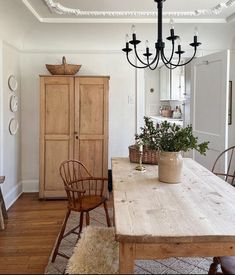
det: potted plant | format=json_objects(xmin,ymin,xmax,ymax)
[
  {"xmin": 156, "ymin": 121, "xmax": 209, "ymax": 183},
  {"xmin": 129, "ymin": 117, "xmax": 159, "ymax": 164}
]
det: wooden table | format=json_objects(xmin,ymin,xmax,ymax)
[{"xmin": 112, "ymin": 158, "xmax": 235, "ymax": 274}]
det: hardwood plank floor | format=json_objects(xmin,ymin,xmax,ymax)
[{"xmin": 0, "ymin": 193, "xmax": 67, "ymax": 274}]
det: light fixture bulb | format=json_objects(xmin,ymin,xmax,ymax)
[
  {"xmin": 145, "ymin": 40, "xmax": 149, "ymax": 48},
  {"xmin": 131, "ymin": 24, "xmax": 136, "ymax": 34},
  {"xmin": 126, "ymin": 34, "xmax": 129, "ymax": 43},
  {"xmin": 170, "ymin": 18, "xmax": 174, "ymax": 29},
  {"xmin": 194, "ymin": 27, "xmax": 199, "ymax": 36}
]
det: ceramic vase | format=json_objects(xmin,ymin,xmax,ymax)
[{"xmin": 158, "ymin": 151, "xmax": 183, "ymax": 183}]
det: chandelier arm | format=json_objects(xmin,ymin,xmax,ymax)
[
  {"xmin": 148, "ymin": 51, "xmax": 161, "ymax": 71},
  {"xmin": 134, "ymin": 46, "xmax": 149, "ymax": 66},
  {"xmin": 166, "ymin": 48, "xmax": 197, "ymax": 67},
  {"xmin": 126, "ymin": 53, "xmax": 150, "ymax": 69},
  {"xmin": 161, "ymin": 49, "xmax": 181, "ymax": 69},
  {"xmin": 161, "ymin": 57, "xmax": 178, "ymax": 70},
  {"xmin": 174, "ymin": 49, "xmax": 197, "ymax": 66},
  {"xmin": 146, "ymin": 48, "xmax": 160, "ymax": 66},
  {"xmin": 161, "ymin": 50, "xmax": 176, "ymax": 67},
  {"xmin": 162, "ymin": 42, "xmax": 175, "ymax": 65},
  {"xmin": 146, "ymin": 49, "xmax": 160, "ymax": 69}
]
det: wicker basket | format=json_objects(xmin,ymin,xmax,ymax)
[
  {"xmin": 129, "ymin": 145, "xmax": 159, "ymax": 165},
  {"xmin": 46, "ymin": 56, "xmax": 81, "ymax": 75}
]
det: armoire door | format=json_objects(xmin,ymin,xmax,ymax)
[
  {"xmin": 74, "ymin": 77, "xmax": 109, "ymax": 177},
  {"xmin": 39, "ymin": 76, "xmax": 74, "ymax": 198}
]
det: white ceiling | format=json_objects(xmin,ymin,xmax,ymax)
[{"xmin": 22, "ymin": 0, "xmax": 235, "ymax": 23}]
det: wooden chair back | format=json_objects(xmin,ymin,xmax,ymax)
[
  {"xmin": 59, "ymin": 160, "xmax": 106, "ymax": 210},
  {"xmin": 212, "ymin": 146, "xmax": 235, "ymax": 185}
]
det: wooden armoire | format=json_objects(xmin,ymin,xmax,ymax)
[{"xmin": 39, "ymin": 76, "xmax": 109, "ymax": 199}]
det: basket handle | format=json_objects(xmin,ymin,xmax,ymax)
[{"xmin": 62, "ymin": 56, "xmax": 66, "ymax": 65}]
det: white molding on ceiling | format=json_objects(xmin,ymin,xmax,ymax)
[
  {"xmin": 22, "ymin": 0, "xmax": 233, "ymax": 24},
  {"xmin": 41, "ymin": 18, "xmax": 227, "ymax": 24},
  {"xmin": 226, "ymin": 12, "xmax": 235, "ymax": 22},
  {"xmin": 43, "ymin": 0, "xmax": 235, "ymax": 17},
  {"xmin": 22, "ymin": 0, "xmax": 43, "ymax": 22}
]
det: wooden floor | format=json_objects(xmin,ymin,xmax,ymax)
[{"xmin": 0, "ymin": 193, "xmax": 67, "ymax": 274}]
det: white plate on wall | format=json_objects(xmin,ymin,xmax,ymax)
[
  {"xmin": 9, "ymin": 118, "xmax": 19, "ymax": 135},
  {"xmin": 8, "ymin": 75, "xmax": 18, "ymax": 92},
  {"xmin": 9, "ymin": 94, "xmax": 18, "ymax": 113}
]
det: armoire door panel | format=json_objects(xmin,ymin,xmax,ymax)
[
  {"xmin": 78, "ymin": 140, "xmax": 104, "ymax": 177},
  {"xmin": 79, "ymin": 85, "xmax": 104, "ymax": 135},
  {"xmin": 45, "ymin": 84, "xmax": 70, "ymax": 135},
  {"xmin": 44, "ymin": 140, "xmax": 70, "ymax": 191},
  {"xmin": 40, "ymin": 76, "xmax": 74, "ymax": 198}
]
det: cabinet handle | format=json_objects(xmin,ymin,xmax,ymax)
[
  {"xmin": 75, "ymin": 136, "xmax": 79, "ymax": 140},
  {"xmin": 74, "ymin": 131, "xmax": 78, "ymax": 135}
]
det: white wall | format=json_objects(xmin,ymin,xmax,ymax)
[
  {"xmin": 0, "ymin": 0, "xmax": 37, "ymax": 207},
  {"xmin": 0, "ymin": 0, "xmax": 37, "ymax": 49},
  {"xmin": 1, "ymin": 42, "xmax": 21, "ymax": 209},
  {"xmin": 23, "ymin": 22, "xmax": 235, "ymax": 53}
]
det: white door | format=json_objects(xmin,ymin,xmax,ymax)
[{"xmin": 191, "ymin": 50, "xmax": 230, "ymax": 171}]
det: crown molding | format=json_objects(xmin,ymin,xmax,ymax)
[
  {"xmin": 41, "ymin": 18, "xmax": 227, "ymax": 24},
  {"xmin": 22, "ymin": 0, "xmax": 43, "ymax": 22},
  {"xmin": 226, "ymin": 12, "xmax": 235, "ymax": 22},
  {"xmin": 22, "ymin": 0, "xmax": 233, "ymax": 24},
  {"xmin": 44, "ymin": 0, "xmax": 235, "ymax": 17}
]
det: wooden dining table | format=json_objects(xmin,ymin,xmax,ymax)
[{"xmin": 112, "ymin": 157, "xmax": 235, "ymax": 274}]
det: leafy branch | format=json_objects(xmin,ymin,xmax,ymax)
[{"xmin": 135, "ymin": 117, "xmax": 209, "ymax": 155}]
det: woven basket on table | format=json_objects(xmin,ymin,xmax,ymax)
[{"xmin": 129, "ymin": 145, "xmax": 159, "ymax": 165}]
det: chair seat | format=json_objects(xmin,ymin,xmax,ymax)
[
  {"xmin": 69, "ymin": 195, "xmax": 106, "ymax": 212},
  {"xmin": 220, "ymin": 256, "xmax": 235, "ymax": 274}
]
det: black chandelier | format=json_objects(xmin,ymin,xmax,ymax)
[{"xmin": 122, "ymin": 0, "xmax": 201, "ymax": 70}]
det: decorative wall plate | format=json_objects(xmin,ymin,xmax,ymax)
[
  {"xmin": 9, "ymin": 118, "xmax": 19, "ymax": 135},
  {"xmin": 9, "ymin": 94, "xmax": 18, "ymax": 113},
  {"xmin": 8, "ymin": 75, "xmax": 18, "ymax": 92}
]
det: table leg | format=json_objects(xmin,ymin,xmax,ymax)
[{"xmin": 119, "ymin": 243, "xmax": 135, "ymax": 274}]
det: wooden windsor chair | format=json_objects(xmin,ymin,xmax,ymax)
[
  {"xmin": 208, "ymin": 146, "xmax": 235, "ymax": 274},
  {"xmin": 51, "ymin": 160, "xmax": 111, "ymax": 262}
]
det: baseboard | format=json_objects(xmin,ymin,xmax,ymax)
[
  {"xmin": 4, "ymin": 182, "xmax": 23, "ymax": 210},
  {"xmin": 22, "ymin": 180, "xmax": 39, "ymax": 193}
]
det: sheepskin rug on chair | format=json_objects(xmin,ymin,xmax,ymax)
[{"xmin": 66, "ymin": 226, "xmax": 119, "ymax": 274}]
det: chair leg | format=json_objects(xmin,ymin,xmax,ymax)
[
  {"xmin": 86, "ymin": 212, "xmax": 90, "ymax": 226},
  {"xmin": 208, "ymin": 257, "xmax": 220, "ymax": 275},
  {"xmin": 78, "ymin": 212, "xmax": 84, "ymax": 236},
  {"xmin": 51, "ymin": 209, "xmax": 71, "ymax": 263},
  {"xmin": 103, "ymin": 200, "xmax": 111, "ymax": 227}
]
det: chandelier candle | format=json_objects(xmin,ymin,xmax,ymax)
[{"xmin": 122, "ymin": 0, "xmax": 202, "ymax": 70}]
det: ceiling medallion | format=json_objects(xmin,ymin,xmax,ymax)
[
  {"xmin": 44, "ymin": 0, "xmax": 235, "ymax": 17},
  {"xmin": 122, "ymin": 0, "xmax": 201, "ymax": 70}
]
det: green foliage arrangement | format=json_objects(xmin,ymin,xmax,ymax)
[
  {"xmin": 135, "ymin": 117, "xmax": 159, "ymax": 150},
  {"xmin": 157, "ymin": 121, "xmax": 209, "ymax": 155},
  {"xmin": 135, "ymin": 117, "xmax": 209, "ymax": 155}
]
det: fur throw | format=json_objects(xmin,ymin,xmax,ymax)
[{"xmin": 66, "ymin": 226, "xmax": 119, "ymax": 274}]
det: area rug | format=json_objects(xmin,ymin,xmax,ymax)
[{"xmin": 45, "ymin": 206, "xmax": 215, "ymax": 274}]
